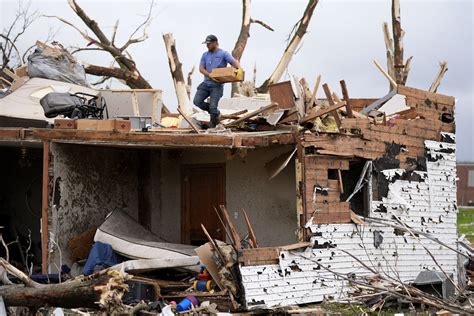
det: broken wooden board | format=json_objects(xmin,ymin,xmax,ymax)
[
  {"xmin": 76, "ymin": 119, "xmax": 131, "ymax": 132},
  {"xmin": 224, "ymin": 103, "xmax": 278, "ymax": 127},
  {"xmin": 54, "ymin": 119, "xmax": 77, "ymax": 129},
  {"xmin": 268, "ymin": 81, "xmax": 296, "ymax": 110}
]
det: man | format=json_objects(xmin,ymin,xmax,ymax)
[{"xmin": 194, "ymin": 35, "xmax": 241, "ymax": 127}]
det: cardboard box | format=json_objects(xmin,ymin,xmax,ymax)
[
  {"xmin": 54, "ymin": 118, "xmax": 77, "ymax": 129},
  {"xmin": 210, "ymin": 67, "xmax": 244, "ymax": 83},
  {"xmin": 76, "ymin": 119, "xmax": 131, "ymax": 132}
]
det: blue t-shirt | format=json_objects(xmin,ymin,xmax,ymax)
[{"xmin": 200, "ymin": 48, "xmax": 235, "ymax": 83}]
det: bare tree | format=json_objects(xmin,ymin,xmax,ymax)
[
  {"xmin": 0, "ymin": 0, "xmax": 39, "ymax": 70},
  {"xmin": 45, "ymin": 0, "xmax": 155, "ymax": 89},
  {"xmin": 231, "ymin": 0, "xmax": 273, "ymax": 96},
  {"xmin": 257, "ymin": 0, "xmax": 319, "ymax": 93}
]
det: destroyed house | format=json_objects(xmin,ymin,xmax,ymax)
[{"xmin": 0, "ymin": 77, "xmax": 461, "ymax": 310}]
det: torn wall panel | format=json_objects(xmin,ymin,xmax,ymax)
[{"xmin": 240, "ymin": 135, "xmax": 458, "ymax": 310}]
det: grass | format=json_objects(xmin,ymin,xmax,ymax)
[{"xmin": 458, "ymin": 207, "xmax": 474, "ymax": 243}]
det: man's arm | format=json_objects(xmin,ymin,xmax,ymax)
[
  {"xmin": 199, "ymin": 53, "xmax": 210, "ymax": 77},
  {"xmin": 230, "ymin": 59, "xmax": 241, "ymax": 69},
  {"xmin": 224, "ymin": 51, "xmax": 240, "ymax": 69},
  {"xmin": 199, "ymin": 65, "xmax": 211, "ymax": 77}
]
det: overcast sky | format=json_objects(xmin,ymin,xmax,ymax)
[{"xmin": 1, "ymin": 0, "xmax": 473, "ymax": 160}]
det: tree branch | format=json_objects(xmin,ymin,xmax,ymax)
[
  {"xmin": 257, "ymin": 0, "xmax": 319, "ymax": 93},
  {"xmin": 250, "ymin": 18, "xmax": 274, "ymax": 31}
]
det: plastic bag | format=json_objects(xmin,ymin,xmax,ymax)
[{"xmin": 27, "ymin": 47, "xmax": 89, "ymax": 86}]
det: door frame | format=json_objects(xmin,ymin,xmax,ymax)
[{"xmin": 180, "ymin": 163, "xmax": 226, "ymax": 244}]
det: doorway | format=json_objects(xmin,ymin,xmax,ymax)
[{"xmin": 181, "ymin": 164, "xmax": 225, "ymax": 245}]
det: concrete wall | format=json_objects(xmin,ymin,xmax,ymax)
[
  {"xmin": 50, "ymin": 143, "xmax": 139, "ymax": 267},
  {"xmin": 156, "ymin": 145, "xmax": 297, "ymax": 247}
]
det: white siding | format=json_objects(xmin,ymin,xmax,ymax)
[{"xmin": 240, "ymin": 134, "xmax": 458, "ymax": 309}]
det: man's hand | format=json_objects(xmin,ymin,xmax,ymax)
[
  {"xmin": 208, "ymin": 73, "xmax": 222, "ymax": 83},
  {"xmin": 235, "ymin": 67, "xmax": 244, "ymax": 80}
]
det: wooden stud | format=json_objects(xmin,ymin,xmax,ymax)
[
  {"xmin": 321, "ymin": 83, "xmax": 341, "ymax": 127},
  {"xmin": 337, "ymin": 169, "xmax": 344, "ymax": 194},
  {"xmin": 241, "ymin": 208, "xmax": 258, "ymax": 248},
  {"xmin": 219, "ymin": 205, "xmax": 241, "ymax": 249},
  {"xmin": 177, "ymin": 107, "xmax": 202, "ymax": 134},
  {"xmin": 131, "ymin": 91, "xmax": 140, "ymax": 116},
  {"xmin": 307, "ymin": 74, "xmax": 322, "ymax": 113},
  {"xmin": 301, "ymin": 100, "xmax": 346, "ymax": 124},
  {"xmin": 339, "ymin": 80, "xmax": 354, "ymax": 118},
  {"xmin": 373, "ymin": 60, "xmax": 397, "ymax": 88},
  {"xmin": 224, "ymin": 103, "xmax": 278, "ymax": 127}
]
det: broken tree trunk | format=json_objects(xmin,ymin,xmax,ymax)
[
  {"xmin": 64, "ymin": 0, "xmax": 153, "ymax": 89},
  {"xmin": 392, "ymin": 0, "xmax": 404, "ymax": 84},
  {"xmin": 84, "ymin": 63, "xmax": 150, "ymax": 88},
  {"xmin": 382, "ymin": 0, "xmax": 412, "ymax": 89},
  {"xmin": 163, "ymin": 33, "xmax": 191, "ymax": 114},
  {"xmin": 0, "ymin": 258, "xmax": 129, "ymax": 310},
  {"xmin": 231, "ymin": 0, "xmax": 273, "ymax": 96},
  {"xmin": 0, "ymin": 272, "xmax": 125, "ymax": 309},
  {"xmin": 257, "ymin": 0, "xmax": 319, "ymax": 93}
]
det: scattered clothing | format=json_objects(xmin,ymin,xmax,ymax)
[{"xmin": 83, "ymin": 241, "xmax": 123, "ymax": 275}]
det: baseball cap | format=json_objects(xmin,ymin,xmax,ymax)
[{"xmin": 202, "ymin": 34, "xmax": 218, "ymax": 44}]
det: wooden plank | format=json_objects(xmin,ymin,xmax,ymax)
[
  {"xmin": 280, "ymin": 242, "xmax": 312, "ymax": 251},
  {"xmin": 177, "ymin": 107, "xmax": 202, "ymax": 134},
  {"xmin": 350, "ymin": 211, "xmax": 365, "ymax": 225},
  {"xmin": 54, "ymin": 119, "xmax": 77, "ymax": 129},
  {"xmin": 321, "ymin": 83, "xmax": 341, "ymax": 127},
  {"xmin": 301, "ymin": 101, "xmax": 346, "ymax": 123},
  {"xmin": 32, "ymin": 128, "xmax": 296, "ymax": 149},
  {"xmin": 0, "ymin": 128, "xmax": 21, "ymax": 140},
  {"xmin": 41, "ymin": 141, "xmax": 50, "ymax": 274},
  {"xmin": 131, "ymin": 91, "xmax": 140, "ymax": 116},
  {"xmin": 339, "ymin": 80, "xmax": 354, "ymax": 118},
  {"xmin": 151, "ymin": 91, "xmax": 162, "ymax": 125},
  {"xmin": 220, "ymin": 205, "xmax": 241, "ymax": 249},
  {"xmin": 373, "ymin": 59, "xmax": 397, "ymax": 87},
  {"xmin": 337, "ymin": 169, "xmax": 344, "ymax": 194},
  {"xmin": 241, "ymin": 209, "xmax": 258, "ymax": 248},
  {"xmin": 239, "ymin": 247, "xmax": 280, "ymax": 266},
  {"xmin": 307, "ymin": 75, "xmax": 322, "ymax": 113},
  {"xmin": 224, "ymin": 103, "xmax": 278, "ymax": 127}
]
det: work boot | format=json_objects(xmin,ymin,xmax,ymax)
[{"xmin": 210, "ymin": 114, "xmax": 220, "ymax": 128}]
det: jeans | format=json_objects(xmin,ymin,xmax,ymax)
[{"xmin": 193, "ymin": 81, "xmax": 224, "ymax": 127}]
